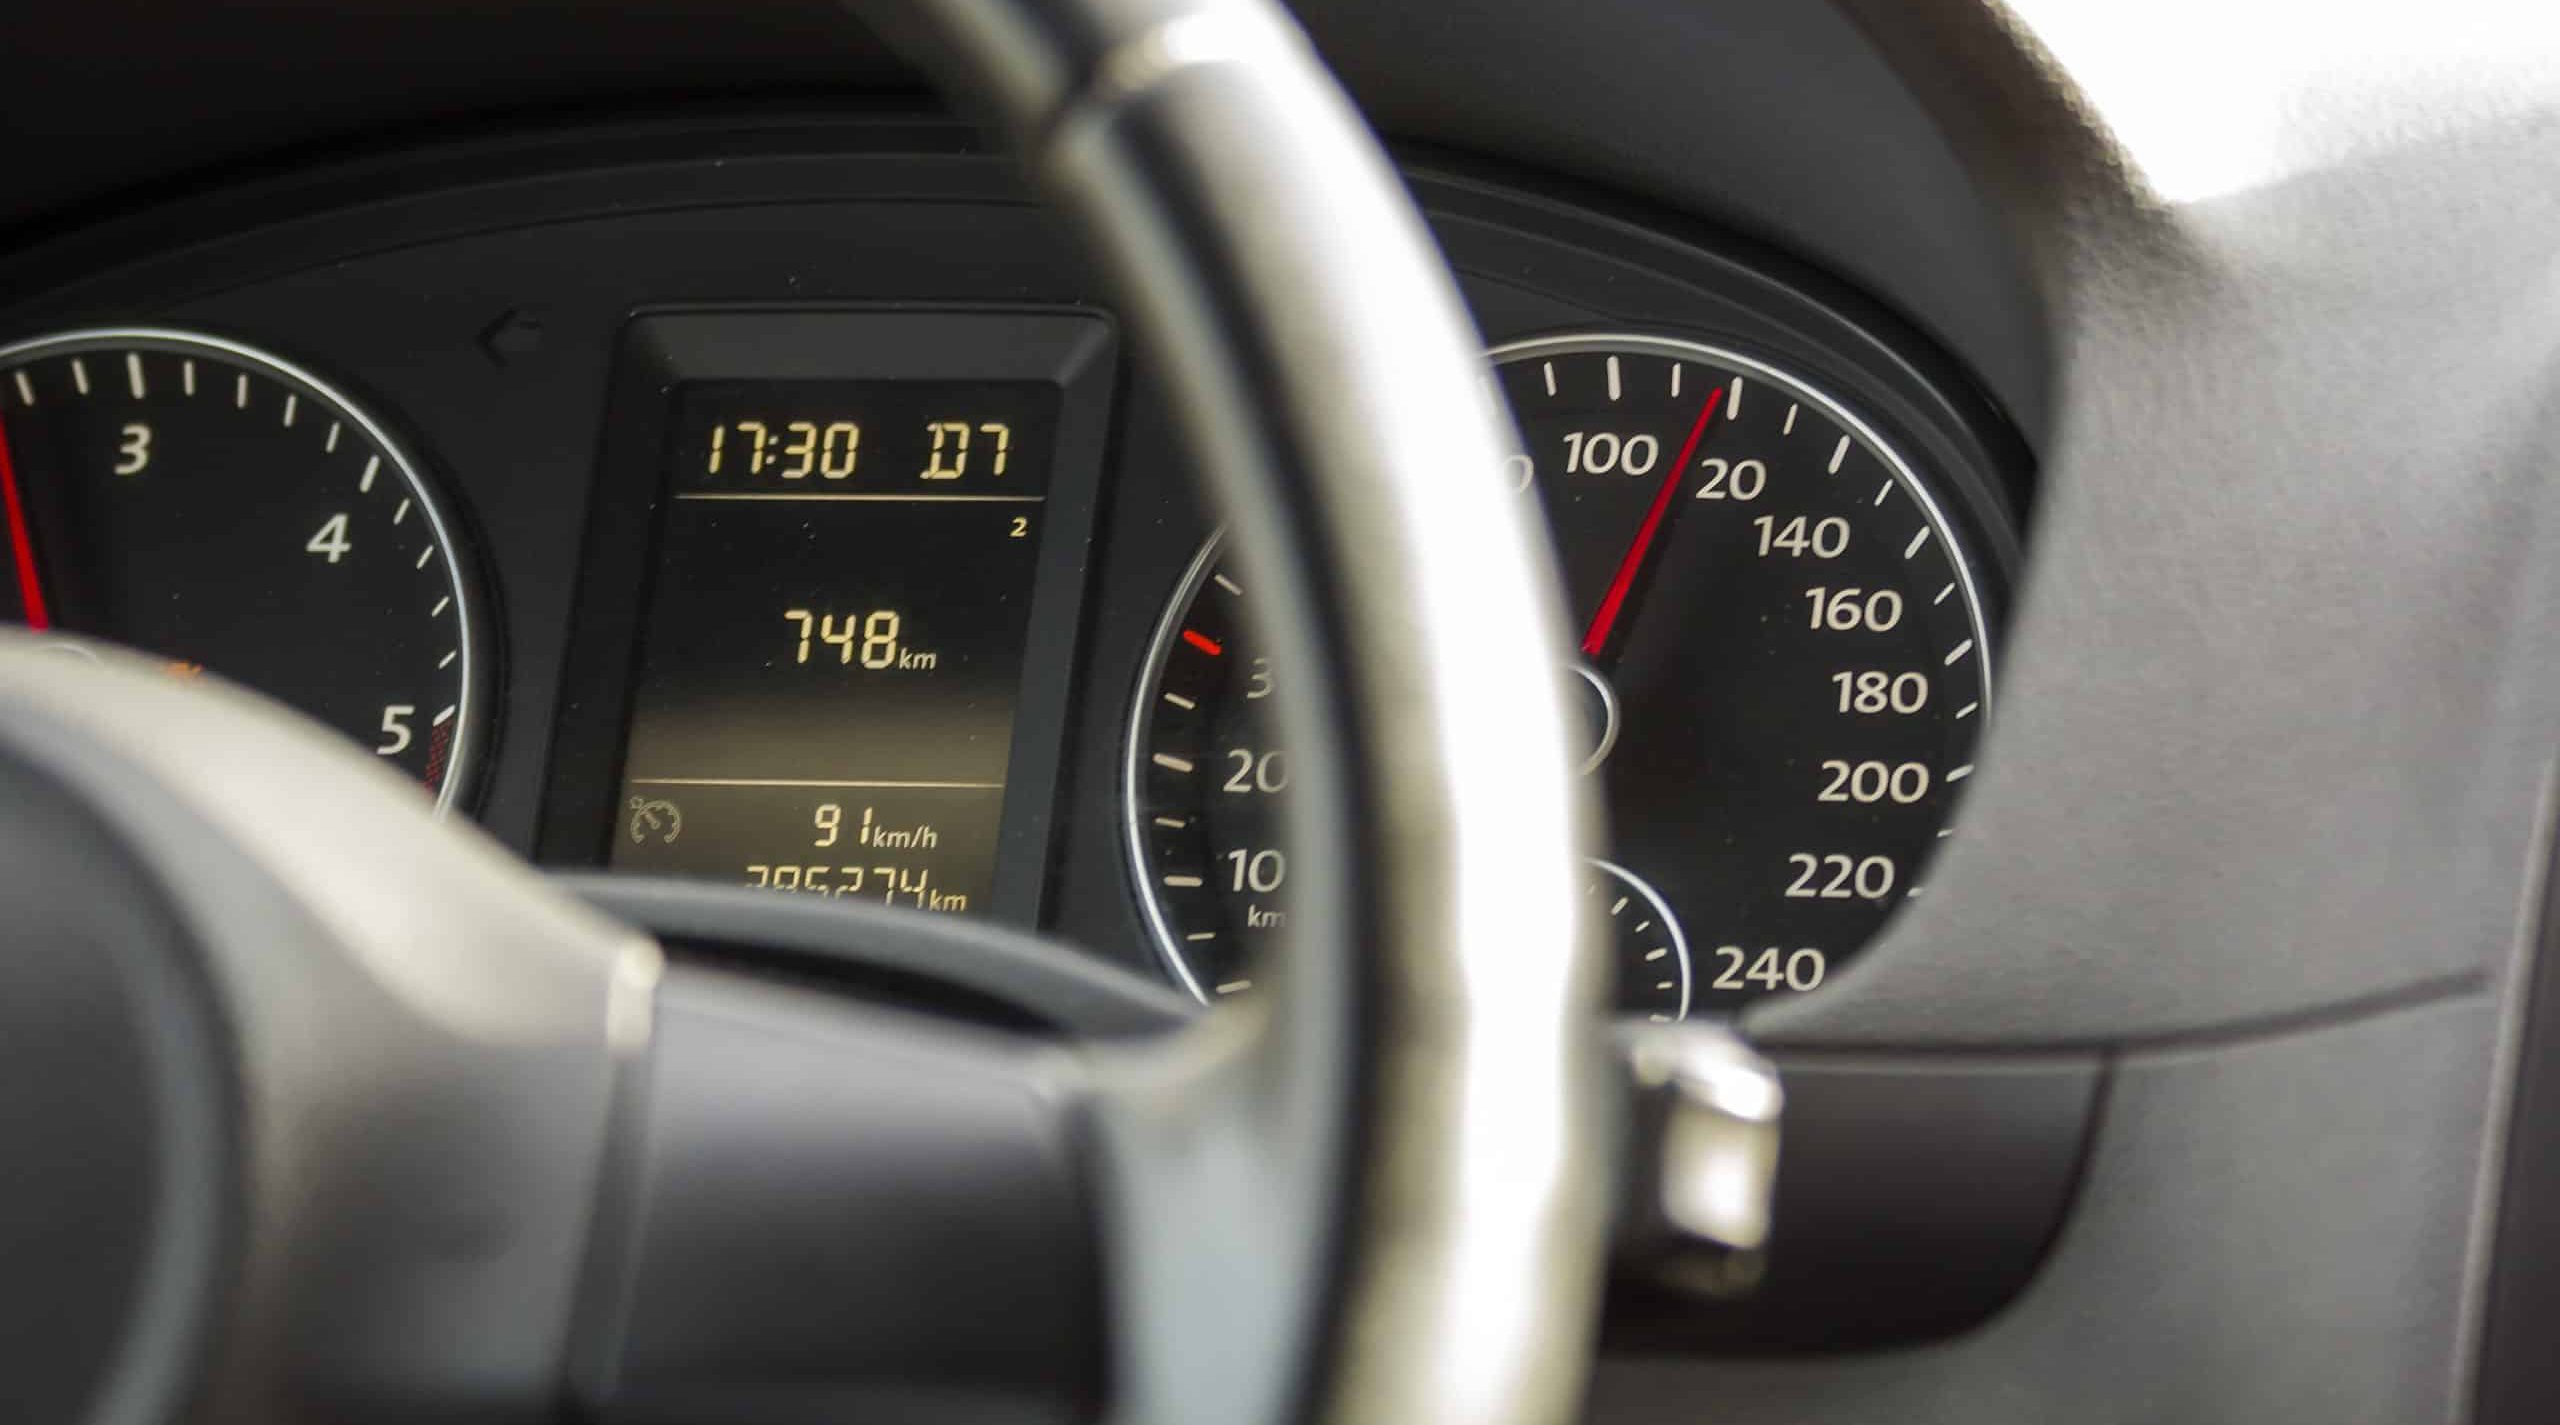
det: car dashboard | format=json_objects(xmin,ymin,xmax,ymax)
[{"xmin": 7, "ymin": 4, "xmax": 2560, "ymax": 1424}]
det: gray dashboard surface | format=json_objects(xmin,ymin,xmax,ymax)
[
  {"xmin": 1645, "ymin": 5, "xmax": 2560, "ymax": 1424},
  {"xmin": 1727, "ymin": 2, "xmax": 2560, "ymax": 1050},
  {"xmin": 1750, "ymin": 100, "xmax": 2560, "ymax": 1047}
]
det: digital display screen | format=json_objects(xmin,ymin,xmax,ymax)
[{"xmin": 609, "ymin": 378, "xmax": 1064, "ymax": 914}]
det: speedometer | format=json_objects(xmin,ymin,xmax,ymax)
[{"xmin": 1126, "ymin": 332, "xmax": 2004, "ymax": 1013}]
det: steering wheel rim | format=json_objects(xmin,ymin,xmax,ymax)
[
  {"xmin": 0, "ymin": 3, "xmax": 1610, "ymax": 1423},
  {"xmin": 904, "ymin": 5, "xmax": 1612, "ymax": 1422}
]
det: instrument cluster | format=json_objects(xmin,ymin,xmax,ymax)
[{"xmin": 0, "ymin": 125, "xmax": 2027, "ymax": 1017}]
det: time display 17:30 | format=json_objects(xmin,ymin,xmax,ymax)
[
  {"xmin": 699, "ymin": 413, "xmax": 1016, "ymax": 485},
  {"xmin": 610, "ymin": 378, "xmax": 1066, "ymax": 912}
]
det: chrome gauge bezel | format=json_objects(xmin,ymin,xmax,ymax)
[{"xmin": 0, "ymin": 325, "xmax": 489, "ymax": 815}]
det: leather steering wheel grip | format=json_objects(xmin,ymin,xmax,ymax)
[{"xmin": 0, "ymin": 2, "xmax": 1609, "ymax": 1424}]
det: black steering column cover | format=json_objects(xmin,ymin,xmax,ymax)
[
  {"xmin": 0, "ymin": 645, "xmax": 659, "ymax": 1424},
  {"xmin": 0, "ymin": 748, "xmax": 231, "ymax": 1425}
]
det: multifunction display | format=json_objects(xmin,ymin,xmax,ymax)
[{"xmin": 610, "ymin": 377, "xmax": 1066, "ymax": 914}]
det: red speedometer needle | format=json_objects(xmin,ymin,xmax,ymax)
[
  {"xmin": 0, "ymin": 408, "xmax": 49, "ymax": 630},
  {"xmin": 1579, "ymin": 386, "xmax": 1721, "ymax": 658}
]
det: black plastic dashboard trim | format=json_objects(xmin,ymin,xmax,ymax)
[
  {"xmin": 1605, "ymin": 1050, "xmax": 2104, "ymax": 1355},
  {"xmin": 558, "ymin": 872, "xmax": 1192, "ymax": 1039}
]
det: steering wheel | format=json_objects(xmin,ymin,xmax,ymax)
[{"xmin": 0, "ymin": 3, "xmax": 1773, "ymax": 1422}]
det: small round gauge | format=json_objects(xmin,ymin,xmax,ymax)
[
  {"xmin": 0, "ymin": 328, "xmax": 485, "ymax": 809},
  {"xmin": 1591, "ymin": 861, "xmax": 1691, "ymax": 1022},
  {"xmin": 1127, "ymin": 331, "xmax": 2005, "ymax": 1013}
]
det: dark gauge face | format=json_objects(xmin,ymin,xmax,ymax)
[
  {"xmin": 0, "ymin": 330, "xmax": 483, "ymax": 809},
  {"xmin": 1128, "ymin": 333, "xmax": 1999, "ymax": 1013}
]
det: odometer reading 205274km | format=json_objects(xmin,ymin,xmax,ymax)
[{"xmin": 1127, "ymin": 333, "xmax": 2001, "ymax": 1014}]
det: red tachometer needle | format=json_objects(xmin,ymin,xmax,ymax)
[
  {"xmin": 0, "ymin": 408, "xmax": 49, "ymax": 630},
  {"xmin": 1579, "ymin": 386, "xmax": 1722, "ymax": 658}
]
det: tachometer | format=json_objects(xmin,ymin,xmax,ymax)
[
  {"xmin": 0, "ymin": 328, "xmax": 485, "ymax": 809},
  {"xmin": 1127, "ymin": 332, "xmax": 2001, "ymax": 1013}
]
